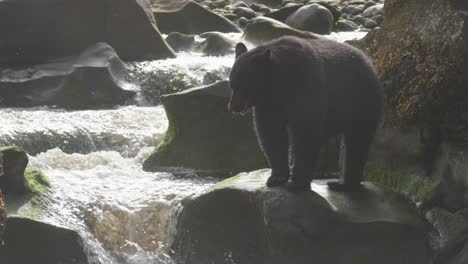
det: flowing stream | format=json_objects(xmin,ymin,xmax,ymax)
[{"xmin": 0, "ymin": 32, "xmax": 366, "ymax": 263}]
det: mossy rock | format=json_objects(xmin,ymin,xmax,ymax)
[
  {"xmin": 6, "ymin": 165, "xmax": 51, "ymax": 219},
  {"xmin": 243, "ymin": 16, "xmax": 321, "ymax": 45},
  {"xmin": 143, "ymin": 81, "xmax": 267, "ymax": 174},
  {"xmin": 143, "ymin": 80, "xmax": 341, "ymax": 175},
  {"xmin": 358, "ymin": 0, "xmax": 468, "ymax": 145},
  {"xmin": 0, "ymin": 147, "xmax": 51, "ymax": 219}
]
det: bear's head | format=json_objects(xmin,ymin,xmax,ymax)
[{"xmin": 228, "ymin": 43, "xmax": 271, "ymax": 115}]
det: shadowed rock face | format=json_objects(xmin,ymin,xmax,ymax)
[
  {"xmin": 0, "ymin": 42, "xmax": 136, "ymax": 109},
  {"xmin": 0, "ymin": 217, "xmax": 90, "ymax": 264},
  {"xmin": 0, "ymin": 0, "xmax": 174, "ymax": 66},
  {"xmin": 172, "ymin": 169, "xmax": 430, "ymax": 264},
  {"xmin": 0, "ymin": 146, "xmax": 28, "ymax": 194}
]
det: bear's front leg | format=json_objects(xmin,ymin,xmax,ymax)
[
  {"xmin": 286, "ymin": 123, "xmax": 322, "ymax": 192},
  {"xmin": 254, "ymin": 107, "xmax": 290, "ymax": 187}
]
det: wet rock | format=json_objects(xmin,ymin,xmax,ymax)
[
  {"xmin": 172, "ymin": 169, "xmax": 430, "ymax": 264},
  {"xmin": 364, "ymin": 1, "xmax": 377, "ymax": 9},
  {"xmin": 0, "ymin": 43, "xmax": 136, "ymax": 109},
  {"xmin": 196, "ymin": 32, "xmax": 237, "ymax": 56},
  {"xmin": 0, "ymin": 0, "xmax": 174, "ymax": 66},
  {"xmin": 265, "ymin": 3, "xmax": 303, "ymax": 22},
  {"xmin": 165, "ymin": 32, "xmax": 196, "ymax": 52},
  {"xmin": 143, "ymin": 81, "xmax": 267, "ymax": 173},
  {"xmin": 241, "ymin": 0, "xmax": 283, "ymax": 8},
  {"xmin": 362, "ymin": 3, "xmax": 384, "ymax": 17},
  {"xmin": 154, "ymin": 1, "xmax": 241, "ymax": 35},
  {"xmin": 285, "ymin": 4, "xmax": 334, "ymax": 34},
  {"xmin": 426, "ymin": 208, "xmax": 468, "ymax": 263},
  {"xmin": 364, "ymin": 19, "xmax": 378, "ymax": 29},
  {"xmin": 352, "ymin": 14, "xmax": 366, "ymax": 25},
  {"xmin": 0, "ymin": 146, "xmax": 28, "ymax": 194},
  {"xmin": 234, "ymin": 6, "xmax": 258, "ymax": 19},
  {"xmin": 250, "ymin": 3, "xmax": 271, "ymax": 13},
  {"xmin": 0, "ymin": 217, "xmax": 91, "ymax": 264},
  {"xmin": 342, "ymin": 5, "xmax": 363, "ymax": 15},
  {"xmin": 335, "ymin": 19, "xmax": 359, "ymax": 31},
  {"xmin": 237, "ymin": 16, "xmax": 249, "ymax": 27},
  {"xmin": 232, "ymin": 1, "xmax": 250, "ymax": 8},
  {"xmin": 243, "ymin": 16, "xmax": 320, "ymax": 45}
]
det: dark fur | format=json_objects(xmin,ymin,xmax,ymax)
[{"xmin": 229, "ymin": 36, "xmax": 382, "ymax": 191}]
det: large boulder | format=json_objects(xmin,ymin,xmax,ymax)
[
  {"xmin": 285, "ymin": 4, "xmax": 335, "ymax": 34},
  {"xmin": 0, "ymin": 147, "xmax": 28, "ymax": 194},
  {"xmin": 0, "ymin": 217, "xmax": 90, "ymax": 264},
  {"xmin": 358, "ymin": 0, "xmax": 468, "ymax": 144},
  {"xmin": 172, "ymin": 169, "xmax": 431, "ymax": 264},
  {"xmin": 0, "ymin": 0, "xmax": 174, "ymax": 66},
  {"xmin": 243, "ymin": 17, "xmax": 321, "ymax": 45},
  {"xmin": 143, "ymin": 80, "xmax": 340, "ymax": 174},
  {"xmin": 0, "ymin": 43, "xmax": 136, "ymax": 109},
  {"xmin": 143, "ymin": 81, "xmax": 267, "ymax": 173},
  {"xmin": 153, "ymin": 1, "xmax": 241, "ymax": 35}
]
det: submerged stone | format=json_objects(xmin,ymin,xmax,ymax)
[{"xmin": 172, "ymin": 169, "xmax": 430, "ymax": 264}]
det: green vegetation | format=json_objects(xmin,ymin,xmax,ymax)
[
  {"xmin": 364, "ymin": 165, "xmax": 436, "ymax": 201},
  {"xmin": 18, "ymin": 166, "xmax": 51, "ymax": 219}
]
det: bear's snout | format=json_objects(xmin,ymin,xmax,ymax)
[{"xmin": 228, "ymin": 98, "xmax": 251, "ymax": 115}]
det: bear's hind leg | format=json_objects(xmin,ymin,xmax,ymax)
[
  {"xmin": 286, "ymin": 123, "xmax": 322, "ymax": 192},
  {"xmin": 254, "ymin": 108, "xmax": 290, "ymax": 187},
  {"xmin": 327, "ymin": 129, "xmax": 374, "ymax": 192}
]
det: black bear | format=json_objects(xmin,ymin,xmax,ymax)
[{"xmin": 228, "ymin": 36, "xmax": 382, "ymax": 192}]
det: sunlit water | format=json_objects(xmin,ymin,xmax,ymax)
[{"xmin": 0, "ymin": 31, "xmax": 367, "ymax": 263}]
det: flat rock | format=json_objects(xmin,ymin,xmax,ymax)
[{"xmin": 173, "ymin": 169, "xmax": 431, "ymax": 264}]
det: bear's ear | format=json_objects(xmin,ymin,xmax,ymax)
[{"xmin": 235, "ymin": 43, "xmax": 248, "ymax": 58}]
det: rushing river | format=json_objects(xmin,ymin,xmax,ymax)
[{"xmin": 0, "ymin": 32, "xmax": 366, "ymax": 263}]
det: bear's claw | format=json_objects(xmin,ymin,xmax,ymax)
[
  {"xmin": 284, "ymin": 181, "xmax": 311, "ymax": 192},
  {"xmin": 266, "ymin": 176, "xmax": 289, "ymax": 187}
]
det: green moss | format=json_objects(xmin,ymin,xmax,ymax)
[
  {"xmin": 17, "ymin": 166, "xmax": 51, "ymax": 219},
  {"xmin": 24, "ymin": 166, "xmax": 50, "ymax": 196},
  {"xmin": 364, "ymin": 165, "xmax": 436, "ymax": 200},
  {"xmin": 209, "ymin": 175, "xmax": 242, "ymax": 191}
]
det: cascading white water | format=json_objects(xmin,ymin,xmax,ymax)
[{"xmin": 0, "ymin": 31, "xmax": 367, "ymax": 264}]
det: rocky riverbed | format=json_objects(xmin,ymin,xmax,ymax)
[{"xmin": 1, "ymin": 0, "xmax": 467, "ymax": 263}]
